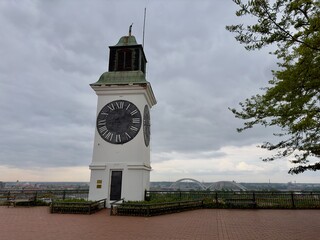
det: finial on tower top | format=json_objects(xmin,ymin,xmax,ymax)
[
  {"xmin": 129, "ymin": 23, "xmax": 133, "ymax": 36},
  {"xmin": 114, "ymin": 24, "xmax": 138, "ymax": 46}
]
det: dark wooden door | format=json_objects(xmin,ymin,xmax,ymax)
[{"xmin": 110, "ymin": 171, "xmax": 122, "ymax": 200}]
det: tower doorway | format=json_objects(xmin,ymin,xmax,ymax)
[{"xmin": 110, "ymin": 171, "xmax": 122, "ymax": 200}]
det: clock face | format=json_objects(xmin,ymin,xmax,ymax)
[
  {"xmin": 96, "ymin": 100, "xmax": 141, "ymax": 144},
  {"xmin": 143, "ymin": 105, "xmax": 150, "ymax": 147}
]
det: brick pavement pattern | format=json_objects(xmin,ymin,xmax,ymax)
[{"xmin": 0, "ymin": 207, "xmax": 319, "ymax": 240}]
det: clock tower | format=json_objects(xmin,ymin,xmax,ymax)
[{"xmin": 88, "ymin": 31, "xmax": 156, "ymax": 205}]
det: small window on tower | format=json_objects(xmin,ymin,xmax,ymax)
[
  {"xmin": 108, "ymin": 49, "xmax": 117, "ymax": 71},
  {"xmin": 96, "ymin": 180, "xmax": 102, "ymax": 189},
  {"xmin": 117, "ymin": 49, "xmax": 132, "ymax": 71}
]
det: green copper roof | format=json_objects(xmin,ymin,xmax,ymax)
[
  {"xmin": 115, "ymin": 35, "xmax": 138, "ymax": 46},
  {"xmin": 91, "ymin": 71, "xmax": 148, "ymax": 86}
]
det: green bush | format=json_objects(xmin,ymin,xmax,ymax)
[{"xmin": 53, "ymin": 198, "xmax": 90, "ymax": 203}]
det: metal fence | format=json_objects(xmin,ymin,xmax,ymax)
[
  {"xmin": 0, "ymin": 189, "xmax": 89, "ymax": 204},
  {"xmin": 145, "ymin": 190, "xmax": 320, "ymax": 209},
  {"xmin": 1, "ymin": 189, "xmax": 320, "ymax": 209}
]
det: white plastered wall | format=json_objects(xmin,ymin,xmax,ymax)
[{"xmin": 88, "ymin": 84, "xmax": 155, "ymax": 205}]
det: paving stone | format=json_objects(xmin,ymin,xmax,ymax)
[{"xmin": 0, "ymin": 207, "xmax": 319, "ymax": 240}]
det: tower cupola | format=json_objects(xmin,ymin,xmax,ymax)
[{"xmin": 108, "ymin": 27, "xmax": 147, "ymax": 74}]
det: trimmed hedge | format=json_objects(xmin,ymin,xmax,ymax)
[
  {"xmin": 50, "ymin": 199, "xmax": 106, "ymax": 214},
  {"xmin": 111, "ymin": 200, "xmax": 204, "ymax": 217}
]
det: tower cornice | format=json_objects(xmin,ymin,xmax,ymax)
[{"xmin": 90, "ymin": 83, "xmax": 157, "ymax": 107}]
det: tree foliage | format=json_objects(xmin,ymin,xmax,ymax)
[{"xmin": 226, "ymin": 0, "xmax": 320, "ymax": 174}]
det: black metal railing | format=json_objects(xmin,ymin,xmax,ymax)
[
  {"xmin": 0, "ymin": 189, "xmax": 89, "ymax": 205},
  {"xmin": 145, "ymin": 190, "xmax": 320, "ymax": 209},
  {"xmin": 2, "ymin": 189, "xmax": 319, "ymax": 210}
]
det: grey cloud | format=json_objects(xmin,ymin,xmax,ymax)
[{"xmin": 0, "ymin": 1, "xmax": 283, "ymax": 174}]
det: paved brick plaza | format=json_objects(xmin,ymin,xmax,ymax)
[{"xmin": 1, "ymin": 207, "xmax": 319, "ymax": 240}]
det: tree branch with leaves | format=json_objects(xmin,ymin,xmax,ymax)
[{"xmin": 226, "ymin": 0, "xmax": 320, "ymax": 174}]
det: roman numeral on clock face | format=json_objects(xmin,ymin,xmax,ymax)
[
  {"xmin": 107, "ymin": 103, "xmax": 115, "ymax": 111},
  {"xmin": 97, "ymin": 120, "xmax": 106, "ymax": 126},
  {"xmin": 115, "ymin": 134, "xmax": 121, "ymax": 143},
  {"xmin": 115, "ymin": 101, "xmax": 124, "ymax": 109},
  {"xmin": 130, "ymin": 109, "xmax": 138, "ymax": 116},
  {"xmin": 98, "ymin": 126, "xmax": 108, "ymax": 136},
  {"xmin": 125, "ymin": 132, "xmax": 132, "ymax": 139},
  {"xmin": 106, "ymin": 132, "xmax": 113, "ymax": 141},
  {"xmin": 130, "ymin": 126, "xmax": 138, "ymax": 132},
  {"xmin": 132, "ymin": 118, "xmax": 140, "ymax": 124}
]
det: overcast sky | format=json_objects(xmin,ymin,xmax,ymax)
[{"xmin": 0, "ymin": 0, "xmax": 319, "ymax": 183}]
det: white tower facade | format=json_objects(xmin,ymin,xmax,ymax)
[{"xmin": 88, "ymin": 34, "xmax": 156, "ymax": 205}]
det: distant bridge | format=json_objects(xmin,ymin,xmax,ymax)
[
  {"xmin": 206, "ymin": 181, "xmax": 247, "ymax": 191},
  {"xmin": 169, "ymin": 178, "xmax": 247, "ymax": 191},
  {"xmin": 169, "ymin": 178, "xmax": 206, "ymax": 190}
]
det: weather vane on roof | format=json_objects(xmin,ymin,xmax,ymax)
[{"xmin": 129, "ymin": 23, "xmax": 133, "ymax": 36}]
